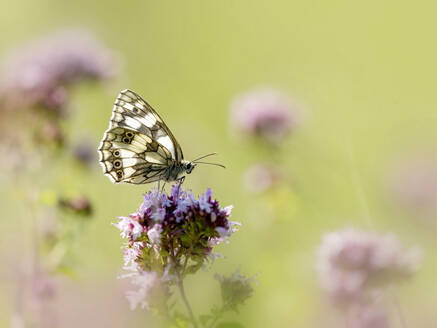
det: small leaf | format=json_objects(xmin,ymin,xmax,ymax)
[{"xmin": 186, "ymin": 261, "xmax": 203, "ymax": 274}]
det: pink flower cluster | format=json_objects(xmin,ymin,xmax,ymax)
[
  {"xmin": 388, "ymin": 156, "xmax": 437, "ymax": 217},
  {"xmin": 317, "ymin": 228, "xmax": 420, "ymax": 305},
  {"xmin": 0, "ymin": 29, "xmax": 119, "ymax": 112},
  {"xmin": 230, "ymin": 88, "xmax": 294, "ymax": 143},
  {"xmin": 243, "ymin": 163, "xmax": 283, "ymax": 194}
]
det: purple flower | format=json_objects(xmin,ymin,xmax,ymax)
[
  {"xmin": 114, "ymin": 216, "xmax": 144, "ymax": 241},
  {"xmin": 147, "ymin": 224, "xmax": 163, "ymax": 245},
  {"xmin": 317, "ymin": 228, "xmax": 421, "ymax": 305},
  {"xmin": 114, "ymin": 185, "xmax": 239, "ymax": 310},
  {"xmin": 122, "ymin": 242, "xmax": 145, "ymax": 268},
  {"xmin": 0, "ymin": 28, "xmax": 119, "ymax": 113},
  {"xmin": 198, "ymin": 188, "xmax": 214, "ymax": 213},
  {"xmin": 230, "ymin": 88, "xmax": 295, "ymax": 143},
  {"xmin": 116, "ymin": 185, "xmax": 237, "ymax": 250}
]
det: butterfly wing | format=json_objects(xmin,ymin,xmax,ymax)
[
  {"xmin": 115, "ymin": 89, "xmax": 183, "ymax": 162},
  {"xmin": 98, "ymin": 89, "xmax": 183, "ymax": 184}
]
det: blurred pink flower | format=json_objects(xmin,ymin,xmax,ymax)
[
  {"xmin": 30, "ymin": 270, "xmax": 57, "ymax": 301},
  {"xmin": 28, "ymin": 267, "xmax": 58, "ymax": 328},
  {"xmin": 347, "ymin": 304, "xmax": 390, "ymax": 328},
  {"xmin": 387, "ymin": 156, "xmax": 437, "ymax": 217},
  {"xmin": 317, "ymin": 228, "xmax": 421, "ymax": 305},
  {"xmin": 230, "ymin": 88, "xmax": 295, "ymax": 143},
  {"xmin": 72, "ymin": 140, "xmax": 96, "ymax": 165},
  {"xmin": 243, "ymin": 163, "xmax": 283, "ymax": 194},
  {"xmin": 124, "ymin": 271, "xmax": 160, "ymax": 310},
  {"xmin": 0, "ymin": 28, "xmax": 119, "ymax": 112},
  {"xmin": 36, "ymin": 120, "xmax": 65, "ymax": 146}
]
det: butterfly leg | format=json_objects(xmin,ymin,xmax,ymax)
[
  {"xmin": 178, "ymin": 176, "xmax": 185, "ymax": 186},
  {"xmin": 176, "ymin": 176, "xmax": 185, "ymax": 194},
  {"xmin": 161, "ymin": 182, "xmax": 166, "ymax": 193}
]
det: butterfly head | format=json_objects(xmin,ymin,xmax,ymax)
[{"xmin": 182, "ymin": 160, "xmax": 196, "ymax": 174}]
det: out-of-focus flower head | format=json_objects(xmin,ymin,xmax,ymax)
[
  {"xmin": 0, "ymin": 28, "xmax": 119, "ymax": 114},
  {"xmin": 124, "ymin": 271, "xmax": 162, "ymax": 310},
  {"xmin": 30, "ymin": 267, "xmax": 57, "ymax": 302},
  {"xmin": 114, "ymin": 185, "xmax": 239, "ymax": 310},
  {"xmin": 347, "ymin": 303, "xmax": 390, "ymax": 328},
  {"xmin": 243, "ymin": 163, "xmax": 284, "ymax": 194},
  {"xmin": 215, "ymin": 270, "xmax": 256, "ymax": 312},
  {"xmin": 317, "ymin": 228, "xmax": 421, "ymax": 306},
  {"xmin": 26, "ymin": 266, "xmax": 58, "ymax": 328},
  {"xmin": 230, "ymin": 88, "xmax": 295, "ymax": 143},
  {"xmin": 58, "ymin": 195, "xmax": 93, "ymax": 217},
  {"xmin": 35, "ymin": 120, "xmax": 65, "ymax": 147},
  {"xmin": 72, "ymin": 139, "xmax": 96, "ymax": 166},
  {"xmin": 0, "ymin": 142, "xmax": 29, "ymax": 174},
  {"xmin": 387, "ymin": 155, "xmax": 437, "ymax": 218}
]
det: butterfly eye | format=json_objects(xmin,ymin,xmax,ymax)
[
  {"xmin": 186, "ymin": 163, "xmax": 194, "ymax": 174},
  {"xmin": 114, "ymin": 159, "xmax": 122, "ymax": 168}
]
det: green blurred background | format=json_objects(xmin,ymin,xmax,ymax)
[{"xmin": 1, "ymin": 0, "xmax": 437, "ymax": 327}]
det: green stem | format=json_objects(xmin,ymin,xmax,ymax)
[
  {"xmin": 208, "ymin": 311, "xmax": 221, "ymax": 328},
  {"xmin": 207, "ymin": 301, "xmax": 229, "ymax": 328},
  {"xmin": 170, "ymin": 242, "xmax": 198, "ymax": 328},
  {"xmin": 177, "ymin": 278, "xmax": 198, "ymax": 328}
]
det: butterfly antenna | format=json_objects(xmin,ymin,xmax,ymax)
[
  {"xmin": 192, "ymin": 152, "xmax": 218, "ymax": 162},
  {"xmin": 194, "ymin": 161, "xmax": 226, "ymax": 169}
]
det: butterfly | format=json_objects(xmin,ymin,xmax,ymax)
[{"xmin": 98, "ymin": 89, "xmax": 223, "ymax": 185}]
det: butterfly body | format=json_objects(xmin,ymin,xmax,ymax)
[
  {"xmin": 98, "ymin": 89, "xmax": 196, "ymax": 185},
  {"xmin": 163, "ymin": 160, "xmax": 194, "ymax": 182}
]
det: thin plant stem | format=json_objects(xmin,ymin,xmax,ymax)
[
  {"xmin": 393, "ymin": 298, "xmax": 407, "ymax": 328},
  {"xmin": 169, "ymin": 241, "xmax": 198, "ymax": 328},
  {"xmin": 390, "ymin": 288, "xmax": 407, "ymax": 328},
  {"xmin": 177, "ymin": 278, "xmax": 198, "ymax": 328},
  {"xmin": 208, "ymin": 316, "xmax": 219, "ymax": 328},
  {"xmin": 345, "ymin": 140, "xmax": 374, "ymax": 228}
]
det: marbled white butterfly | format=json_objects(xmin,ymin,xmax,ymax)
[{"xmin": 98, "ymin": 89, "xmax": 222, "ymax": 185}]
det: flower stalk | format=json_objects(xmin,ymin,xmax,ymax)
[{"xmin": 177, "ymin": 279, "xmax": 198, "ymax": 328}]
